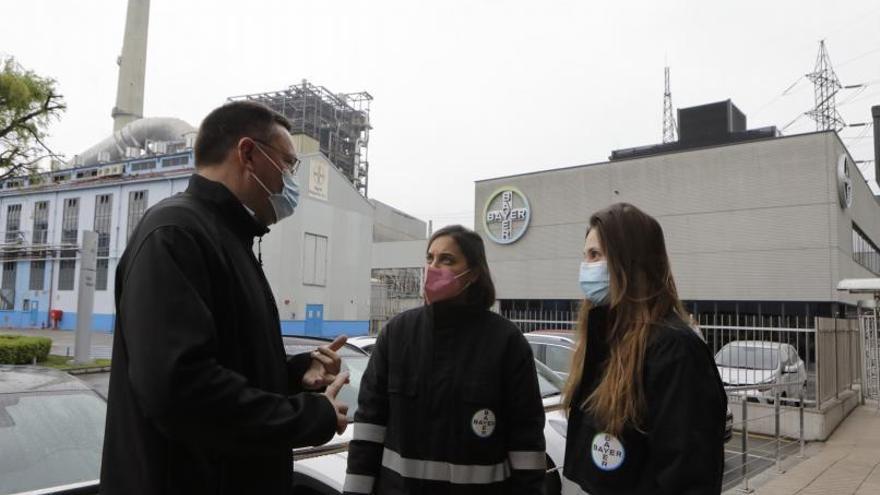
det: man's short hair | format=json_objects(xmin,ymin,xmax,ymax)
[{"xmin": 194, "ymin": 101, "xmax": 292, "ymax": 167}]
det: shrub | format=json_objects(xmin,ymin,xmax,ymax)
[{"xmin": 0, "ymin": 335, "xmax": 52, "ymax": 364}]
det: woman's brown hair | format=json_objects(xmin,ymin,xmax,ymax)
[{"xmin": 562, "ymin": 203, "xmax": 687, "ymax": 436}]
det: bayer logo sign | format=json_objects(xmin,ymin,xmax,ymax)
[{"xmin": 483, "ymin": 187, "xmax": 531, "ymax": 245}]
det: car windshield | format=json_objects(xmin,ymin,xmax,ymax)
[
  {"xmin": 715, "ymin": 345, "xmax": 780, "ymax": 370},
  {"xmin": 535, "ymin": 360, "xmax": 564, "ymax": 398},
  {"xmin": 0, "ymin": 391, "xmax": 106, "ymax": 495}
]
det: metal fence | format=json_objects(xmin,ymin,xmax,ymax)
[
  {"xmin": 698, "ymin": 315, "xmax": 859, "ymax": 409},
  {"xmin": 723, "ymin": 383, "xmax": 806, "ymax": 493},
  {"xmin": 503, "ymin": 309, "xmax": 862, "ymax": 410},
  {"xmin": 862, "ymin": 310, "xmax": 880, "ymax": 402},
  {"xmin": 499, "ymin": 309, "xmax": 576, "ymax": 333}
]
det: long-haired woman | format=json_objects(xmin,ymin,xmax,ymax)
[{"xmin": 562, "ymin": 203, "xmax": 727, "ymax": 495}]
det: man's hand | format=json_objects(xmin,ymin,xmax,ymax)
[
  {"xmin": 302, "ymin": 335, "xmax": 347, "ymax": 390},
  {"xmin": 323, "ymin": 371, "xmax": 350, "ymax": 435}
]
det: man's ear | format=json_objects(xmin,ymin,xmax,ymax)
[{"xmin": 236, "ymin": 137, "xmax": 257, "ymax": 171}]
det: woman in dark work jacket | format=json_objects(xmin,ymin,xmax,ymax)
[
  {"xmin": 344, "ymin": 225, "xmax": 547, "ymax": 494},
  {"xmin": 562, "ymin": 203, "xmax": 727, "ymax": 495}
]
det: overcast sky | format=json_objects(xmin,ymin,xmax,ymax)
[{"xmin": 3, "ymin": 0, "xmax": 879, "ymax": 229}]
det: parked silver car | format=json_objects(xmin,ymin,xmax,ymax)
[
  {"xmin": 524, "ymin": 330, "xmax": 576, "ymax": 379},
  {"xmin": 715, "ymin": 341, "xmax": 807, "ymax": 403}
]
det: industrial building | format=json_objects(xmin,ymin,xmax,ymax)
[
  {"xmin": 0, "ymin": 82, "xmax": 425, "ymax": 336},
  {"xmin": 475, "ymin": 101, "xmax": 880, "ymax": 324}
]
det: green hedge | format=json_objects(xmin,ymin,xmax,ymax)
[{"xmin": 0, "ymin": 335, "xmax": 52, "ymax": 365}]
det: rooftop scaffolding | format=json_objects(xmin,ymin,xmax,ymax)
[{"xmin": 229, "ymin": 80, "xmax": 373, "ymax": 196}]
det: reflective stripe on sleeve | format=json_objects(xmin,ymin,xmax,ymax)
[
  {"xmin": 381, "ymin": 447, "xmax": 511, "ymax": 484},
  {"xmin": 343, "ymin": 473, "xmax": 375, "ymax": 494},
  {"xmin": 352, "ymin": 422, "xmax": 387, "ymax": 443},
  {"xmin": 508, "ymin": 450, "xmax": 547, "ymax": 470}
]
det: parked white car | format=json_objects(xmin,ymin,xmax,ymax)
[
  {"xmin": 714, "ymin": 341, "xmax": 807, "ymax": 403},
  {"xmin": 345, "ymin": 335, "xmax": 377, "ymax": 354},
  {"xmin": 283, "ymin": 336, "xmax": 569, "ymax": 494}
]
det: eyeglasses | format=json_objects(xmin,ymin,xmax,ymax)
[{"xmin": 252, "ymin": 138, "xmax": 301, "ymax": 175}]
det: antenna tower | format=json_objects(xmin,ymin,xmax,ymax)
[
  {"xmin": 663, "ymin": 66, "xmax": 677, "ymax": 143},
  {"xmin": 805, "ymin": 40, "xmax": 845, "ymax": 131}
]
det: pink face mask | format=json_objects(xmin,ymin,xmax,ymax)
[{"xmin": 424, "ymin": 266, "xmax": 471, "ymax": 304}]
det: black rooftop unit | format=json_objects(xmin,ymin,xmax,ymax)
[
  {"xmin": 678, "ymin": 100, "xmax": 746, "ymax": 146},
  {"xmin": 610, "ymin": 99, "xmax": 779, "ymax": 161}
]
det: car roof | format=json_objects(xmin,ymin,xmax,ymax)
[
  {"xmin": 524, "ymin": 331, "xmax": 576, "ymax": 346},
  {"xmin": 0, "ymin": 366, "xmax": 93, "ymax": 395},
  {"xmin": 281, "ymin": 336, "xmax": 369, "ymax": 357},
  {"xmin": 723, "ymin": 341, "xmax": 787, "ymax": 349}
]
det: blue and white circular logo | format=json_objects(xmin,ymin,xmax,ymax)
[
  {"xmin": 471, "ymin": 409, "xmax": 497, "ymax": 438},
  {"xmin": 483, "ymin": 187, "xmax": 530, "ymax": 245},
  {"xmin": 591, "ymin": 433, "xmax": 625, "ymax": 471}
]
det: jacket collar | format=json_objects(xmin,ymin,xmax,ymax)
[
  {"xmin": 185, "ymin": 174, "xmax": 270, "ymax": 241},
  {"xmin": 429, "ymin": 298, "xmax": 484, "ymax": 328}
]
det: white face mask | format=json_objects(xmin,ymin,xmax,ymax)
[{"xmin": 250, "ymin": 144, "xmax": 300, "ymax": 224}]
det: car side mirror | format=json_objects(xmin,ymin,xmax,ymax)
[{"xmin": 784, "ymin": 364, "xmax": 798, "ymax": 374}]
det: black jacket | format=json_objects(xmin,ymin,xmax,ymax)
[
  {"xmin": 344, "ymin": 301, "xmax": 546, "ymax": 494},
  {"xmin": 101, "ymin": 174, "xmax": 337, "ymax": 495},
  {"xmin": 562, "ymin": 307, "xmax": 727, "ymax": 495}
]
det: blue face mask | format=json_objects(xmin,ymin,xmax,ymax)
[
  {"xmin": 579, "ymin": 260, "xmax": 610, "ymax": 306},
  {"xmin": 251, "ymin": 144, "xmax": 300, "ymax": 224}
]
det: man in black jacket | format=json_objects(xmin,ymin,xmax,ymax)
[{"xmin": 101, "ymin": 101, "xmax": 349, "ymax": 494}]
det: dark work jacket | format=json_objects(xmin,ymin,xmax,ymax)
[
  {"xmin": 100, "ymin": 174, "xmax": 337, "ymax": 495},
  {"xmin": 344, "ymin": 301, "xmax": 547, "ymax": 495},
  {"xmin": 563, "ymin": 307, "xmax": 727, "ymax": 495}
]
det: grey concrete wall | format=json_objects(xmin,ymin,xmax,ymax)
[
  {"xmin": 475, "ymin": 132, "xmax": 880, "ymax": 303},
  {"xmin": 372, "ymin": 240, "xmax": 426, "ymax": 269},
  {"xmin": 261, "ymin": 153, "xmax": 373, "ymax": 321},
  {"xmin": 827, "ymin": 134, "xmax": 880, "ymax": 306},
  {"xmin": 370, "ymin": 199, "xmax": 427, "ymax": 242}
]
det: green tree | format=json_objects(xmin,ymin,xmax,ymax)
[{"xmin": 0, "ymin": 57, "xmax": 66, "ymax": 180}]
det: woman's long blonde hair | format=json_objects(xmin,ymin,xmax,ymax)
[{"xmin": 562, "ymin": 203, "xmax": 687, "ymax": 436}]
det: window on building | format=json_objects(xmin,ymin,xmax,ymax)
[
  {"xmin": 29, "ymin": 260, "xmax": 45, "ymax": 291},
  {"xmin": 94, "ymin": 194, "xmax": 113, "ymax": 290},
  {"xmin": 58, "ymin": 260, "xmax": 76, "ymax": 291},
  {"xmin": 59, "ymin": 198, "xmax": 79, "ymax": 291},
  {"xmin": 5, "ymin": 204, "xmax": 22, "ymax": 243},
  {"xmin": 161, "ymin": 156, "xmax": 190, "ymax": 168},
  {"xmin": 1, "ymin": 262, "xmax": 16, "ymax": 310},
  {"xmin": 130, "ymin": 160, "xmax": 157, "ymax": 172},
  {"xmin": 127, "ymin": 190, "xmax": 149, "ymax": 240},
  {"xmin": 61, "ymin": 198, "xmax": 79, "ymax": 246},
  {"xmin": 852, "ymin": 223, "xmax": 880, "ymax": 276},
  {"xmin": 303, "ymin": 233, "xmax": 328, "ymax": 286},
  {"xmin": 32, "ymin": 201, "xmax": 49, "ymax": 245}
]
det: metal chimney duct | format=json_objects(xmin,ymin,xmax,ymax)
[
  {"xmin": 112, "ymin": 0, "xmax": 150, "ymax": 132},
  {"xmin": 872, "ymin": 105, "xmax": 879, "ymax": 190}
]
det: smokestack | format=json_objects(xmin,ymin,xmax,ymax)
[
  {"xmin": 112, "ymin": 0, "xmax": 150, "ymax": 132},
  {"xmin": 873, "ymin": 105, "xmax": 880, "ymax": 190}
]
